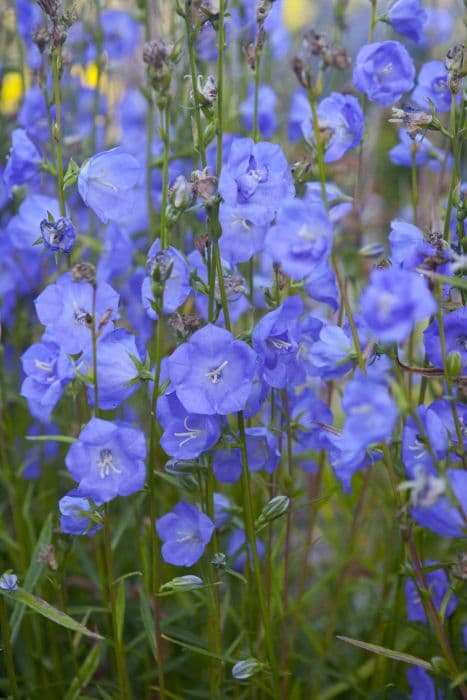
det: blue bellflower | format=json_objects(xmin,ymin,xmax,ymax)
[
  {"xmin": 302, "ymin": 92, "xmax": 364, "ymax": 163},
  {"xmin": 412, "ymin": 61, "xmax": 453, "ymax": 112},
  {"xmin": 40, "ymin": 217, "xmax": 76, "ymax": 254},
  {"xmin": 65, "ymin": 418, "xmax": 146, "ymax": 503},
  {"xmin": 353, "ymin": 41, "xmax": 415, "ymax": 106},
  {"xmin": 387, "ymin": 0, "xmax": 428, "ymax": 43},
  {"xmin": 240, "ymin": 84, "xmax": 278, "ymax": 138},
  {"xmin": 167, "ymin": 324, "xmax": 257, "ymax": 415},
  {"xmin": 156, "ymin": 501, "xmax": 215, "ymax": 567}
]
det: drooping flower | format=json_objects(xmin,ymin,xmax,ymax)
[
  {"xmin": 301, "ymin": 92, "xmax": 364, "ymax": 163},
  {"xmin": 240, "ymin": 84, "xmax": 278, "ymax": 138},
  {"xmin": 157, "ymin": 392, "xmax": 221, "ymax": 459},
  {"xmin": 423, "ymin": 308, "xmax": 467, "ymax": 375},
  {"xmin": 167, "ymin": 324, "xmax": 257, "ymax": 415},
  {"xmin": 156, "ymin": 501, "xmax": 215, "ymax": 567},
  {"xmin": 353, "ymin": 41, "xmax": 415, "ymax": 106},
  {"xmin": 360, "ymin": 268, "xmax": 437, "ymax": 343},
  {"xmin": 252, "ymin": 296, "xmax": 305, "ymax": 389},
  {"xmin": 34, "ymin": 271, "xmax": 119, "ymax": 355},
  {"xmin": 387, "ymin": 0, "xmax": 428, "ymax": 44},
  {"xmin": 78, "ymin": 148, "xmax": 142, "ymax": 223},
  {"xmin": 412, "ymin": 61, "xmax": 453, "ymax": 112},
  {"xmin": 59, "ymin": 490, "xmax": 102, "ymax": 536},
  {"xmin": 21, "ymin": 336, "xmax": 75, "ymax": 420},
  {"xmin": 65, "ymin": 418, "xmax": 146, "ymax": 503},
  {"xmin": 265, "ymin": 199, "xmax": 333, "ymax": 280},
  {"xmin": 405, "ymin": 562, "xmax": 457, "ymax": 624}
]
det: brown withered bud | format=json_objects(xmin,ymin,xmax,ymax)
[
  {"xmin": 445, "ymin": 43, "xmax": 465, "ymax": 74},
  {"xmin": 72, "ymin": 262, "xmax": 96, "ymax": 286},
  {"xmin": 256, "ymin": 0, "xmax": 274, "ymax": 25},
  {"xmin": 36, "ymin": 0, "xmax": 61, "ymax": 20},
  {"xmin": 255, "ymin": 25, "xmax": 267, "ymax": 52},
  {"xmin": 168, "ymin": 312, "xmax": 203, "ymax": 340},
  {"xmin": 195, "ymin": 234, "xmax": 212, "ymax": 259},
  {"xmin": 303, "ymin": 30, "xmax": 329, "ymax": 57},
  {"xmin": 292, "ymin": 56, "xmax": 311, "ymax": 89},
  {"xmin": 191, "ymin": 168, "xmax": 218, "ymax": 204},
  {"xmin": 272, "ymin": 262, "xmax": 286, "ymax": 290},
  {"xmin": 427, "ymin": 229, "xmax": 443, "ymax": 249},
  {"xmin": 389, "ymin": 106, "xmax": 433, "ymax": 139},
  {"xmin": 326, "ymin": 45, "xmax": 351, "ymax": 70},
  {"xmin": 143, "ymin": 38, "xmax": 175, "ymax": 94},
  {"xmin": 243, "ymin": 42, "xmax": 256, "ymax": 71},
  {"xmin": 32, "ymin": 27, "xmax": 51, "ymax": 52},
  {"xmin": 37, "ymin": 545, "xmax": 58, "ymax": 571}
]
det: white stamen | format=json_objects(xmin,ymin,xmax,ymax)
[
  {"xmin": 206, "ymin": 360, "xmax": 228, "ymax": 384},
  {"xmin": 97, "ymin": 448, "xmax": 122, "ymax": 479},
  {"xmin": 174, "ymin": 417, "xmax": 204, "ymax": 447}
]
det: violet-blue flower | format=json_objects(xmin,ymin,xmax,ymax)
[
  {"xmin": 59, "ymin": 490, "xmax": 102, "ymax": 536},
  {"xmin": 264, "ymin": 199, "xmax": 333, "ymax": 280},
  {"xmin": 302, "ymin": 92, "xmax": 364, "ymax": 163},
  {"xmin": 412, "ymin": 61, "xmax": 452, "ymax": 112},
  {"xmin": 40, "ymin": 217, "xmax": 76, "ymax": 254},
  {"xmin": 389, "ymin": 219, "xmax": 436, "ymax": 271},
  {"xmin": 6, "ymin": 194, "xmax": 63, "ymax": 251},
  {"xmin": 142, "ymin": 240, "xmax": 192, "ymax": 320},
  {"xmin": 65, "ymin": 418, "xmax": 146, "ymax": 503},
  {"xmin": 156, "ymin": 501, "xmax": 214, "ymax": 567},
  {"xmin": 423, "ymin": 308, "xmax": 467, "ymax": 375},
  {"xmin": 252, "ymin": 296, "xmax": 305, "ymax": 389},
  {"xmin": 240, "ymin": 84, "xmax": 277, "ymax": 138},
  {"xmin": 157, "ymin": 392, "xmax": 221, "ymax": 459},
  {"xmin": 387, "ymin": 0, "xmax": 427, "ymax": 43},
  {"xmin": 407, "ymin": 667, "xmax": 442, "ymax": 700},
  {"xmin": 227, "ymin": 529, "xmax": 265, "ymax": 572},
  {"xmin": 353, "ymin": 41, "xmax": 415, "ymax": 106},
  {"xmin": 405, "ymin": 562, "xmax": 457, "ymax": 624},
  {"xmin": 218, "ymin": 201, "xmax": 271, "ymax": 264},
  {"xmin": 4, "ymin": 128, "xmax": 41, "ymax": 194},
  {"xmin": 35, "ymin": 272, "xmax": 119, "ymax": 354},
  {"xmin": 101, "ymin": 9, "xmax": 140, "ymax": 60},
  {"xmin": 78, "ymin": 148, "xmax": 142, "ymax": 223},
  {"xmin": 360, "ymin": 268, "xmax": 437, "ymax": 343},
  {"xmin": 0, "ymin": 573, "xmax": 18, "ymax": 592},
  {"xmin": 167, "ymin": 324, "xmax": 257, "ymax": 415}
]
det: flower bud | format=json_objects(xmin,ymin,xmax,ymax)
[
  {"xmin": 72, "ymin": 262, "xmax": 96, "ymax": 286},
  {"xmin": 255, "ymin": 495, "xmax": 290, "ymax": 529},
  {"xmin": 41, "ymin": 217, "xmax": 75, "ymax": 254},
  {"xmin": 232, "ymin": 658, "xmax": 265, "ymax": 680},
  {"xmin": 160, "ymin": 575, "xmax": 203, "ymax": 593},
  {"xmin": 446, "ymin": 350, "xmax": 462, "ymax": 380},
  {"xmin": 191, "ymin": 168, "xmax": 218, "ymax": 204}
]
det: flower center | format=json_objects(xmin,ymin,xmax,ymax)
[
  {"xmin": 34, "ymin": 359, "xmax": 54, "ymax": 373},
  {"xmin": 206, "ymin": 360, "xmax": 228, "ymax": 384},
  {"xmin": 174, "ymin": 417, "xmax": 204, "ymax": 447},
  {"xmin": 97, "ymin": 448, "xmax": 122, "ymax": 479}
]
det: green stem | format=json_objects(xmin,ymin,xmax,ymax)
[
  {"xmin": 52, "ymin": 45, "xmax": 66, "ymax": 217},
  {"xmin": 185, "ymin": 4, "xmax": 206, "ymax": 168},
  {"xmin": 0, "ymin": 595, "xmax": 20, "ymax": 700},
  {"xmin": 159, "ymin": 105, "xmax": 171, "ymax": 250},
  {"xmin": 216, "ymin": 0, "xmax": 226, "ymax": 174},
  {"xmin": 410, "ymin": 144, "xmax": 418, "ymax": 225},
  {"xmin": 237, "ymin": 412, "xmax": 280, "ymax": 698}
]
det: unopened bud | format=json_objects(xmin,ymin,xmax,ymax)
[
  {"xmin": 170, "ymin": 175, "xmax": 193, "ymax": 210},
  {"xmin": 72, "ymin": 262, "xmax": 96, "ymax": 285},
  {"xmin": 255, "ymin": 495, "xmax": 290, "ymax": 530},
  {"xmin": 232, "ymin": 658, "xmax": 265, "ymax": 680},
  {"xmin": 446, "ymin": 350, "xmax": 462, "ymax": 380},
  {"xmin": 160, "ymin": 575, "xmax": 203, "ymax": 593},
  {"xmin": 191, "ymin": 168, "xmax": 217, "ymax": 204}
]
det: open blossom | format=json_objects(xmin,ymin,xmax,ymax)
[
  {"xmin": 167, "ymin": 324, "xmax": 257, "ymax": 415},
  {"xmin": 423, "ymin": 308, "xmax": 467, "ymax": 375},
  {"xmin": 360, "ymin": 268, "xmax": 437, "ymax": 343},
  {"xmin": 240, "ymin": 84, "xmax": 278, "ymax": 138},
  {"xmin": 78, "ymin": 148, "xmax": 142, "ymax": 223},
  {"xmin": 387, "ymin": 0, "xmax": 428, "ymax": 43},
  {"xmin": 3, "ymin": 128, "xmax": 41, "ymax": 194},
  {"xmin": 353, "ymin": 41, "xmax": 415, "ymax": 106},
  {"xmin": 157, "ymin": 392, "xmax": 221, "ymax": 459},
  {"xmin": 156, "ymin": 501, "xmax": 214, "ymax": 567},
  {"xmin": 301, "ymin": 92, "xmax": 364, "ymax": 163},
  {"xmin": 65, "ymin": 418, "xmax": 146, "ymax": 503},
  {"xmin": 141, "ymin": 239, "xmax": 192, "ymax": 320},
  {"xmin": 412, "ymin": 61, "xmax": 452, "ymax": 112}
]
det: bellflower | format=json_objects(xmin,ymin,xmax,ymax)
[
  {"xmin": 35, "ymin": 272, "xmax": 119, "ymax": 354},
  {"xmin": 401, "ymin": 404, "xmax": 449, "ymax": 478},
  {"xmin": 405, "ymin": 562, "xmax": 457, "ymax": 624},
  {"xmin": 213, "ymin": 493, "xmax": 231, "ymax": 529},
  {"xmin": 142, "ymin": 240, "xmax": 192, "ymax": 320},
  {"xmin": 288, "ymin": 89, "xmax": 312, "ymax": 143},
  {"xmin": 4, "ymin": 128, "xmax": 41, "ymax": 193},
  {"xmin": 6, "ymin": 194, "xmax": 63, "ymax": 251},
  {"xmin": 21, "ymin": 336, "xmax": 75, "ymax": 421},
  {"xmin": 291, "ymin": 388, "xmax": 334, "ymax": 452},
  {"xmin": 0, "ymin": 573, "xmax": 19, "ymax": 592},
  {"xmin": 212, "ymin": 442, "xmax": 242, "ymax": 483},
  {"xmin": 78, "ymin": 148, "xmax": 142, "ymax": 223},
  {"xmin": 18, "ymin": 85, "xmax": 52, "ymax": 143},
  {"xmin": 423, "ymin": 308, "xmax": 467, "ymax": 375},
  {"xmin": 421, "ymin": 8, "xmax": 453, "ymax": 46},
  {"xmin": 218, "ymin": 137, "xmax": 294, "ymax": 215},
  {"xmin": 156, "ymin": 501, "xmax": 215, "ymax": 567},
  {"xmin": 301, "ymin": 92, "xmax": 364, "ymax": 163},
  {"xmin": 407, "ymin": 667, "xmax": 442, "ymax": 700},
  {"xmin": 412, "ymin": 469, "xmax": 467, "ymax": 538},
  {"xmin": 412, "ymin": 61, "xmax": 452, "ymax": 112},
  {"xmin": 304, "ymin": 259, "xmax": 339, "ymax": 311},
  {"xmin": 303, "ymin": 182, "xmax": 353, "ymax": 224},
  {"xmin": 307, "ymin": 323, "xmax": 354, "ymax": 379},
  {"xmin": 252, "ymin": 296, "xmax": 305, "ymax": 389},
  {"xmin": 40, "ymin": 217, "xmax": 76, "ymax": 254},
  {"xmin": 227, "ymin": 529, "xmax": 265, "ymax": 572},
  {"xmin": 84, "ymin": 328, "xmax": 144, "ymax": 410},
  {"xmin": 245, "ymin": 427, "xmax": 280, "ymax": 473},
  {"xmin": 360, "ymin": 268, "xmax": 437, "ymax": 343},
  {"xmin": 389, "ymin": 130, "xmax": 447, "ymax": 170},
  {"xmin": 101, "ymin": 9, "xmax": 140, "ymax": 60},
  {"xmin": 387, "ymin": 0, "xmax": 427, "ymax": 43},
  {"xmin": 59, "ymin": 490, "xmax": 102, "ymax": 536},
  {"xmin": 97, "ymin": 224, "xmax": 134, "ymax": 282},
  {"xmin": 167, "ymin": 324, "xmax": 257, "ymax": 415},
  {"xmin": 218, "ymin": 201, "xmax": 271, "ymax": 264},
  {"xmin": 389, "ymin": 219, "xmax": 436, "ymax": 271},
  {"xmin": 65, "ymin": 418, "xmax": 146, "ymax": 503},
  {"xmin": 240, "ymin": 84, "xmax": 278, "ymax": 138},
  {"xmin": 264, "ymin": 199, "xmax": 333, "ymax": 280},
  {"xmin": 157, "ymin": 393, "xmax": 221, "ymax": 459},
  {"xmin": 353, "ymin": 41, "xmax": 415, "ymax": 106}
]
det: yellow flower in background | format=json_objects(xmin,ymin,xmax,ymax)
[
  {"xmin": 1, "ymin": 72, "xmax": 24, "ymax": 114},
  {"xmin": 283, "ymin": 0, "xmax": 316, "ymax": 31}
]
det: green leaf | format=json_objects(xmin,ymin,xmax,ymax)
[
  {"xmin": 139, "ymin": 589, "xmax": 158, "ymax": 661},
  {"xmin": 336, "ymin": 636, "xmax": 432, "ymax": 670},
  {"xmin": 2, "ymin": 588, "xmax": 103, "ymax": 640},
  {"xmin": 25, "ymin": 434, "xmax": 78, "ymax": 444},
  {"xmin": 10, "ymin": 513, "xmax": 52, "ymax": 644},
  {"xmin": 63, "ymin": 644, "xmax": 101, "ymax": 700},
  {"xmin": 63, "ymin": 158, "xmax": 81, "ymax": 190},
  {"xmin": 162, "ymin": 632, "xmax": 237, "ymax": 663}
]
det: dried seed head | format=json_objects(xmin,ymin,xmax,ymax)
[
  {"xmin": 32, "ymin": 26, "xmax": 51, "ymax": 52},
  {"xmin": 36, "ymin": 0, "xmax": 61, "ymax": 20},
  {"xmin": 72, "ymin": 262, "xmax": 96, "ymax": 286}
]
